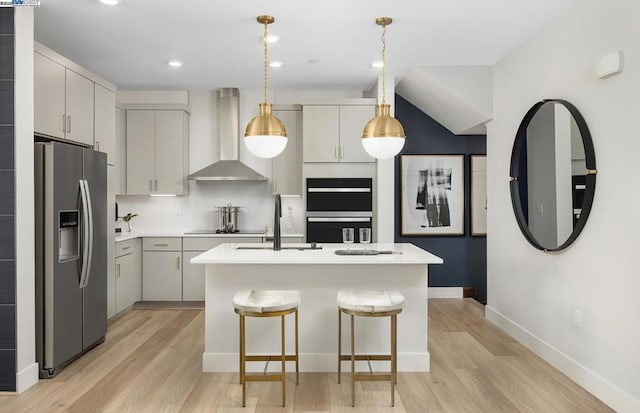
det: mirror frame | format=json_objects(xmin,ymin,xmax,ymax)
[{"xmin": 509, "ymin": 99, "xmax": 597, "ymax": 252}]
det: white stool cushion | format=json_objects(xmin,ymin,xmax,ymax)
[
  {"xmin": 337, "ymin": 290, "xmax": 405, "ymax": 313},
  {"xmin": 233, "ymin": 290, "xmax": 300, "ymax": 313}
]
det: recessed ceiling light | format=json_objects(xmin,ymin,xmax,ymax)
[
  {"xmin": 269, "ymin": 61, "xmax": 283, "ymax": 68},
  {"xmin": 168, "ymin": 60, "xmax": 183, "ymax": 68},
  {"xmin": 99, "ymin": 0, "xmax": 121, "ymax": 5},
  {"xmin": 266, "ymin": 34, "xmax": 279, "ymax": 43},
  {"xmin": 371, "ymin": 61, "xmax": 384, "ymax": 69}
]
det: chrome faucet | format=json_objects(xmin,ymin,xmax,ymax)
[{"xmin": 273, "ymin": 193, "xmax": 282, "ymax": 251}]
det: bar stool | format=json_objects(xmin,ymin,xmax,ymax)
[
  {"xmin": 337, "ymin": 290, "xmax": 404, "ymax": 407},
  {"xmin": 233, "ymin": 290, "xmax": 300, "ymax": 407}
]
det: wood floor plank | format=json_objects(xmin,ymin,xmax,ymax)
[{"xmin": 1, "ymin": 299, "xmax": 614, "ymax": 413}]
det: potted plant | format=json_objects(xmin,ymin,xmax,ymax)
[{"xmin": 120, "ymin": 213, "xmax": 138, "ymax": 232}]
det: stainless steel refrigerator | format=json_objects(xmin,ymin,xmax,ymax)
[{"xmin": 35, "ymin": 141, "xmax": 107, "ymax": 378}]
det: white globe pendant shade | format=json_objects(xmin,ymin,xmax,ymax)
[
  {"xmin": 362, "ymin": 136, "xmax": 405, "ymax": 159},
  {"xmin": 244, "ymin": 135, "xmax": 288, "ymax": 159}
]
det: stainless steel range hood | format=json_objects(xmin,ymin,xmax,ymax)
[{"xmin": 188, "ymin": 88, "xmax": 267, "ymax": 181}]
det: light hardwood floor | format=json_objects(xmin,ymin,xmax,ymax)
[{"xmin": 0, "ymin": 299, "xmax": 613, "ymax": 412}]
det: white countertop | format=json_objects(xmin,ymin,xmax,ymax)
[
  {"xmin": 191, "ymin": 243, "xmax": 443, "ymax": 265},
  {"xmin": 115, "ymin": 232, "xmax": 304, "ymax": 243}
]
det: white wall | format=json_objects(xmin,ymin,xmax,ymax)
[
  {"xmin": 487, "ymin": 0, "xmax": 640, "ymax": 411},
  {"xmin": 116, "ymin": 89, "xmax": 362, "ymax": 234},
  {"xmin": 14, "ymin": 8, "xmax": 39, "ymax": 393}
]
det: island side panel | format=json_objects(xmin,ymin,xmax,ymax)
[{"xmin": 203, "ymin": 263, "xmax": 429, "ymax": 373}]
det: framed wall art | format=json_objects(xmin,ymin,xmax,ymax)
[
  {"xmin": 470, "ymin": 155, "xmax": 487, "ymax": 236},
  {"xmin": 401, "ymin": 154, "xmax": 465, "ymax": 236}
]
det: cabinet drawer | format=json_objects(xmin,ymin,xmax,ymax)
[
  {"xmin": 143, "ymin": 237, "xmax": 182, "ymax": 251},
  {"xmin": 182, "ymin": 237, "xmax": 263, "ymax": 251},
  {"xmin": 116, "ymin": 239, "xmax": 138, "ymax": 257}
]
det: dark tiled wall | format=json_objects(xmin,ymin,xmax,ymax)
[
  {"xmin": 0, "ymin": 7, "xmax": 15, "ymax": 392},
  {"xmin": 395, "ymin": 95, "xmax": 488, "ymax": 304}
]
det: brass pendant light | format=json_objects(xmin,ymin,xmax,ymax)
[
  {"xmin": 361, "ymin": 17, "xmax": 406, "ymax": 160},
  {"xmin": 244, "ymin": 15, "xmax": 288, "ymax": 159}
]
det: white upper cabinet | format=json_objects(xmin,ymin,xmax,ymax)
[
  {"xmin": 34, "ymin": 53, "xmax": 66, "ymax": 139},
  {"xmin": 303, "ymin": 105, "xmax": 340, "ymax": 163},
  {"xmin": 34, "ymin": 45, "xmax": 116, "ymax": 151},
  {"xmin": 94, "ymin": 84, "xmax": 116, "ymax": 165},
  {"xmin": 64, "ymin": 69, "xmax": 94, "ymax": 146},
  {"xmin": 34, "ymin": 52, "xmax": 94, "ymax": 146},
  {"xmin": 339, "ymin": 105, "xmax": 376, "ymax": 163},
  {"xmin": 302, "ymin": 102, "xmax": 375, "ymax": 163},
  {"xmin": 272, "ymin": 106, "xmax": 302, "ymax": 195},
  {"xmin": 125, "ymin": 109, "xmax": 189, "ymax": 196}
]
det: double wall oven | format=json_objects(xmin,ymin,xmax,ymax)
[{"xmin": 306, "ymin": 178, "xmax": 373, "ymax": 243}]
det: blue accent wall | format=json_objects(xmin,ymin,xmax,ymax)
[
  {"xmin": 0, "ymin": 6, "xmax": 16, "ymax": 392},
  {"xmin": 394, "ymin": 95, "xmax": 487, "ymax": 303}
]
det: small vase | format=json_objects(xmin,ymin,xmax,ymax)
[{"xmin": 125, "ymin": 221, "xmax": 132, "ymax": 232}]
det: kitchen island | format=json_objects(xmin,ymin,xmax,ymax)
[{"xmin": 191, "ymin": 243, "xmax": 443, "ymax": 373}]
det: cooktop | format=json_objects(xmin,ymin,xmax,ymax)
[{"xmin": 184, "ymin": 229, "xmax": 265, "ymax": 235}]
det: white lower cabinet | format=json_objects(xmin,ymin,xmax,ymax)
[
  {"xmin": 114, "ymin": 238, "xmax": 142, "ymax": 315},
  {"xmin": 143, "ymin": 237, "xmax": 183, "ymax": 301},
  {"xmin": 182, "ymin": 251, "xmax": 206, "ymax": 301},
  {"xmin": 182, "ymin": 237, "xmax": 263, "ymax": 301}
]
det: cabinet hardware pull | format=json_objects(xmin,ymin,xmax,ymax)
[
  {"xmin": 340, "ymin": 146, "xmax": 344, "ymax": 159},
  {"xmin": 149, "ymin": 179, "xmax": 153, "ymax": 191},
  {"xmin": 62, "ymin": 114, "xmax": 66, "ymax": 133},
  {"xmin": 154, "ymin": 179, "xmax": 158, "ymax": 191},
  {"xmin": 67, "ymin": 116, "xmax": 71, "ymax": 134},
  {"xmin": 176, "ymin": 257, "xmax": 180, "ymax": 270},
  {"xmin": 116, "ymin": 263, "xmax": 120, "ymax": 278},
  {"xmin": 273, "ymin": 179, "xmax": 277, "ymax": 193},
  {"xmin": 96, "ymin": 141, "xmax": 100, "ymax": 151},
  {"xmin": 334, "ymin": 146, "xmax": 339, "ymax": 159},
  {"xmin": 122, "ymin": 246, "xmax": 130, "ymax": 250},
  {"xmin": 154, "ymin": 243, "xmax": 169, "ymax": 247}
]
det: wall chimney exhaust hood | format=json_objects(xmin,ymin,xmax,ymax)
[{"xmin": 187, "ymin": 88, "xmax": 268, "ymax": 181}]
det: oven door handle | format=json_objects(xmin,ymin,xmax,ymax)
[
  {"xmin": 307, "ymin": 188, "xmax": 371, "ymax": 193},
  {"xmin": 308, "ymin": 217, "xmax": 371, "ymax": 222}
]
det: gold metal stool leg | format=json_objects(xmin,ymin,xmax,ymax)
[
  {"xmin": 391, "ymin": 314, "xmax": 396, "ymax": 406},
  {"xmin": 337, "ymin": 308, "xmax": 342, "ymax": 384},
  {"xmin": 281, "ymin": 314, "xmax": 286, "ymax": 407},
  {"xmin": 240, "ymin": 314, "xmax": 246, "ymax": 407},
  {"xmin": 295, "ymin": 309, "xmax": 299, "ymax": 385},
  {"xmin": 350, "ymin": 314, "xmax": 355, "ymax": 407}
]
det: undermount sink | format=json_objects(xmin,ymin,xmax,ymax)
[{"xmin": 236, "ymin": 245, "xmax": 322, "ymax": 251}]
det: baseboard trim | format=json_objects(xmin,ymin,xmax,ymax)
[
  {"xmin": 203, "ymin": 352, "xmax": 430, "ymax": 373},
  {"xmin": 486, "ymin": 306, "xmax": 640, "ymax": 413},
  {"xmin": 16, "ymin": 362, "xmax": 39, "ymax": 393},
  {"xmin": 428, "ymin": 287, "xmax": 463, "ymax": 298}
]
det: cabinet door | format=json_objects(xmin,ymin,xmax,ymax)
[
  {"xmin": 142, "ymin": 251, "xmax": 182, "ymax": 301},
  {"xmin": 65, "ymin": 69, "xmax": 94, "ymax": 146},
  {"xmin": 303, "ymin": 105, "xmax": 340, "ymax": 163},
  {"xmin": 34, "ymin": 52, "xmax": 65, "ymax": 139},
  {"xmin": 272, "ymin": 109, "xmax": 302, "ymax": 195},
  {"xmin": 339, "ymin": 105, "xmax": 375, "ymax": 163},
  {"xmin": 155, "ymin": 110, "xmax": 187, "ymax": 195},
  {"xmin": 115, "ymin": 253, "xmax": 133, "ymax": 313},
  {"xmin": 182, "ymin": 251, "xmax": 205, "ymax": 301},
  {"xmin": 126, "ymin": 110, "xmax": 155, "ymax": 195},
  {"xmin": 94, "ymin": 84, "xmax": 116, "ymax": 165}
]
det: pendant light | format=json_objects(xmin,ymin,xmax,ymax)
[
  {"xmin": 244, "ymin": 15, "xmax": 288, "ymax": 159},
  {"xmin": 361, "ymin": 17, "xmax": 406, "ymax": 160}
]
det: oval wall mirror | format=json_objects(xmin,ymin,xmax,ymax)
[{"xmin": 509, "ymin": 99, "xmax": 597, "ymax": 252}]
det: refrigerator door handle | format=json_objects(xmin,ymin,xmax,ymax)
[
  {"xmin": 81, "ymin": 180, "xmax": 94, "ymax": 289},
  {"xmin": 79, "ymin": 180, "xmax": 90, "ymax": 288}
]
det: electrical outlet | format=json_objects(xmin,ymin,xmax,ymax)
[
  {"xmin": 573, "ymin": 310, "xmax": 582, "ymax": 327},
  {"xmin": 537, "ymin": 204, "xmax": 544, "ymax": 215}
]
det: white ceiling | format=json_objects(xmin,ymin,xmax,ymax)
[{"xmin": 34, "ymin": 0, "xmax": 576, "ymax": 91}]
